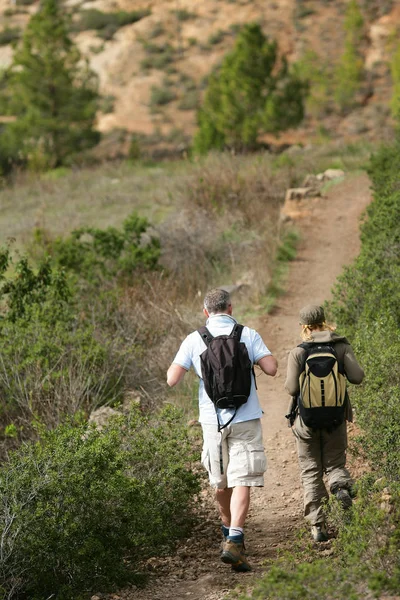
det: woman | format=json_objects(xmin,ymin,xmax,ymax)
[{"xmin": 285, "ymin": 304, "xmax": 364, "ymax": 542}]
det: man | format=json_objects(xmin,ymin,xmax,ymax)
[{"xmin": 167, "ymin": 288, "xmax": 277, "ymax": 572}]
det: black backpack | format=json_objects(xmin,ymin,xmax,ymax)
[
  {"xmin": 198, "ymin": 323, "xmax": 253, "ymax": 431},
  {"xmin": 298, "ymin": 342, "xmax": 348, "ymax": 430}
]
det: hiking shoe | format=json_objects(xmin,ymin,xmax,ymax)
[
  {"xmin": 231, "ymin": 551, "xmax": 252, "ymax": 573},
  {"xmin": 334, "ymin": 487, "xmax": 353, "ymax": 509},
  {"xmin": 221, "ymin": 539, "xmax": 251, "ymax": 572},
  {"xmin": 221, "ymin": 539, "xmax": 243, "ymax": 565},
  {"xmin": 311, "ymin": 523, "xmax": 328, "ymax": 542}
]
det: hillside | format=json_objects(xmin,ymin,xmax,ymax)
[{"xmin": 0, "ymin": 0, "xmax": 399, "ymax": 157}]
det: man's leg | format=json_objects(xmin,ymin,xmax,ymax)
[
  {"xmin": 215, "ymin": 485, "xmax": 250, "ymax": 529},
  {"xmin": 215, "ymin": 487, "xmax": 232, "ymax": 528},
  {"xmin": 230, "ymin": 486, "xmax": 250, "ymax": 528},
  {"xmin": 220, "ymin": 485, "xmax": 252, "ymax": 572}
]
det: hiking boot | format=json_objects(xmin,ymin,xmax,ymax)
[
  {"xmin": 334, "ymin": 487, "xmax": 353, "ymax": 509},
  {"xmin": 221, "ymin": 539, "xmax": 251, "ymax": 572},
  {"xmin": 231, "ymin": 551, "xmax": 252, "ymax": 573},
  {"xmin": 221, "ymin": 538, "xmax": 242, "ymax": 564},
  {"xmin": 311, "ymin": 523, "xmax": 328, "ymax": 542}
]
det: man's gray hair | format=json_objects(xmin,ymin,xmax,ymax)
[{"xmin": 203, "ymin": 288, "xmax": 231, "ymax": 314}]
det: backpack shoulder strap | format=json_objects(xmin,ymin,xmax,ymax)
[
  {"xmin": 230, "ymin": 323, "xmax": 244, "ymax": 339},
  {"xmin": 198, "ymin": 326, "xmax": 214, "ymax": 346}
]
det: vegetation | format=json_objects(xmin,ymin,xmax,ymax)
[
  {"xmin": 390, "ymin": 43, "xmax": 400, "ymax": 120},
  {"xmin": 334, "ymin": 0, "xmax": 365, "ymax": 112},
  {"xmin": 238, "ymin": 142, "xmax": 400, "ymax": 599},
  {"xmin": 0, "ymin": 0, "xmax": 99, "ymax": 173},
  {"xmin": 295, "ymin": 49, "xmax": 332, "ymax": 117},
  {"xmin": 0, "ymin": 406, "xmax": 201, "ymax": 599},
  {"xmin": 73, "ymin": 8, "xmax": 151, "ymax": 40},
  {"xmin": 0, "ymin": 26, "xmax": 20, "ymax": 46},
  {"xmin": 194, "ymin": 23, "xmax": 308, "ymax": 153},
  {"xmin": 0, "ymin": 139, "xmax": 374, "ymax": 598}
]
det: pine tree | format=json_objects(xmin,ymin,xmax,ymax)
[
  {"xmin": 193, "ymin": 24, "xmax": 308, "ymax": 154},
  {"xmin": 334, "ymin": 0, "xmax": 365, "ymax": 113},
  {"xmin": 0, "ymin": 0, "xmax": 99, "ymax": 170},
  {"xmin": 390, "ymin": 43, "xmax": 400, "ymax": 122}
]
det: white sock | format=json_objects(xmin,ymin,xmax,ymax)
[{"xmin": 229, "ymin": 526, "xmax": 244, "ymax": 538}]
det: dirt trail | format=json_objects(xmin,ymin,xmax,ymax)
[{"xmin": 109, "ymin": 173, "xmax": 372, "ymax": 600}]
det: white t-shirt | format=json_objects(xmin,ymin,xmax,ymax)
[{"xmin": 172, "ymin": 313, "xmax": 271, "ymax": 426}]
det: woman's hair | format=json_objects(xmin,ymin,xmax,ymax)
[{"xmin": 300, "ymin": 322, "xmax": 336, "ymax": 341}]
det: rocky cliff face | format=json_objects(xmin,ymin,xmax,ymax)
[{"xmin": 0, "ymin": 0, "xmax": 398, "ymax": 154}]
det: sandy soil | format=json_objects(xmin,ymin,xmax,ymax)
[{"xmin": 101, "ymin": 172, "xmax": 372, "ymax": 600}]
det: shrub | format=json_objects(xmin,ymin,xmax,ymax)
[
  {"xmin": 0, "ymin": 406, "xmax": 201, "ymax": 599},
  {"xmin": 0, "ymin": 248, "xmax": 124, "ymax": 432},
  {"xmin": 48, "ymin": 211, "xmax": 161, "ymax": 285},
  {"xmin": 73, "ymin": 8, "xmax": 151, "ymax": 37},
  {"xmin": 178, "ymin": 90, "xmax": 200, "ymax": 110},
  {"xmin": 0, "ymin": 27, "xmax": 20, "ymax": 46},
  {"xmin": 150, "ymin": 84, "xmax": 177, "ymax": 107},
  {"xmin": 171, "ymin": 9, "xmax": 197, "ymax": 21}
]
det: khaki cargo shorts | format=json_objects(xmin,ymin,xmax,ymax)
[{"xmin": 201, "ymin": 418, "xmax": 266, "ymax": 489}]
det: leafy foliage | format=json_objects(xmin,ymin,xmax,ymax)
[
  {"xmin": 47, "ymin": 211, "xmax": 160, "ymax": 285},
  {"xmin": 193, "ymin": 23, "xmax": 308, "ymax": 153},
  {"xmin": 0, "ymin": 406, "xmax": 201, "ymax": 599},
  {"xmin": 328, "ymin": 143, "xmax": 400, "ymax": 479},
  {"xmin": 0, "ymin": 247, "xmax": 122, "ymax": 431},
  {"xmin": 0, "ymin": 0, "xmax": 100, "ymax": 171}
]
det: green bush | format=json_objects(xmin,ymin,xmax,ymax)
[
  {"xmin": 170, "ymin": 9, "xmax": 197, "ymax": 21},
  {"xmin": 178, "ymin": 90, "xmax": 200, "ymax": 111},
  {"xmin": 140, "ymin": 43, "xmax": 176, "ymax": 70},
  {"xmin": 0, "ymin": 248, "xmax": 123, "ymax": 431},
  {"xmin": 73, "ymin": 8, "xmax": 151, "ymax": 37},
  {"xmin": 150, "ymin": 84, "xmax": 177, "ymax": 107},
  {"xmin": 47, "ymin": 211, "xmax": 160, "ymax": 285},
  {"xmin": 0, "ymin": 27, "xmax": 20, "ymax": 46},
  {"xmin": 0, "ymin": 406, "xmax": 201, "ymax": 599}
]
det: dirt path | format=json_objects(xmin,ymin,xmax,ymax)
[{"xmin": 106, "ymin": 172, "xmax": 372, "ymax": 600}]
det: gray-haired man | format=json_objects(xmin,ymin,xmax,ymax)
[{"xmin": 167, "ymin": 288, "xmax": 277, "ymax": 571}]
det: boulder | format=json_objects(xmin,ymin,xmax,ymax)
[
  {"xmin": 322, "ymin": 169, "xmax": 345, "ymax": 181},
  {"xmin": 284, "ymin": 187, "xmax": 321, "ymax": 202},
  {"xmin": 88, "ymin": 406, "xmax": 121, "ymax": 429}
]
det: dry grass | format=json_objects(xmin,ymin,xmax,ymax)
[{"xmin": 0, "ymin": 143, "xmax": 371, "ymax": 423}]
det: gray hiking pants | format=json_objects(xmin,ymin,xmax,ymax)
[{"xmin": 293, "ymin": 416, "xmax": 354, "ymax": 525}]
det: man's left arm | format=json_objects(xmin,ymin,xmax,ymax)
[
  {"xmin": 257, "ymin": 354, "xmax": 278, "ymax": 376},
  {"xmin": 167, "ymin": 363, "xmax": 188, "ymax": 387}
]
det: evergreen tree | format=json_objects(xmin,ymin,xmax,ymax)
[
  {"xmin": 390, "ymin": 43, "xmax": 400, "ymax": 122},
  {"xmin": 334, "ymin": 0, "xmax": 365, "ymax": 113},
  {"xmin": 194, "ymin": 24, "xmax": 308, "ymax": 154},
  {"xmin": 0, "ymin": 0, "xmax": 99, "ymax": 170}
]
